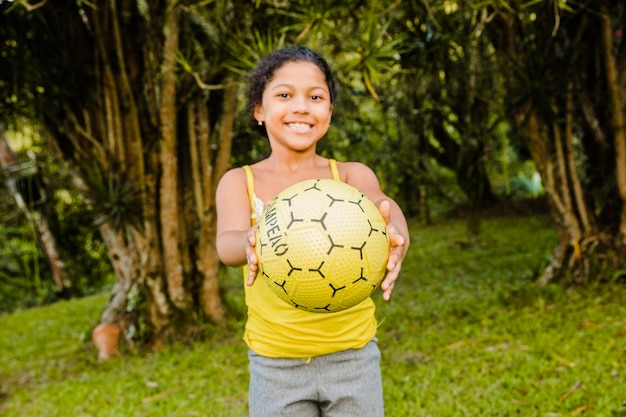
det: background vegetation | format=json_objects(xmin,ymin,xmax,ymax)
[
  {"xmin": 2, "ymin": 215, "xmax": 626, "ymax": 416},
  {"xmin": 0, "ymin": 0, "xmax": 547, "ymax": 315},
  {"xmin": 0, "ymin": 131, "xmax": 113, "ymax": 312},
  {"xmin": 1, "ymin": 7, "xmax": 626, "ymax": 416}
]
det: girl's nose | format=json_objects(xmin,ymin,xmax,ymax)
[{"xmin": 291, "ymin": 95, "xmax": 309, "ymax": 113}]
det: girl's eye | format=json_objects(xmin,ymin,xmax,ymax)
[
  {"xmin": 278, "ymin": 93, "xmax": 290, "ymax": 98},
  {"xmin": 311, "ymin": 95, "xmax": 322, "ymax": 101}
]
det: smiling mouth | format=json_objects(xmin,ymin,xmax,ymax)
[{"xmin": 288, "ymin": 122, "xmax": 313, "ymax": 131}]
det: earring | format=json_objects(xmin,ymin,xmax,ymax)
[{"xmin": 258, "ymin": 120, "xmax": 263, "ymax": 126}]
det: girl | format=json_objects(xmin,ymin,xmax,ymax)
[{"xmin": 216, "ymin": 45, "xmax": 409, "ymax": 417}]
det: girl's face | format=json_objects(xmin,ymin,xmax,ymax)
[{"xmin": 254, "ymin": 61, "xmax": 333, "ymax": 153}]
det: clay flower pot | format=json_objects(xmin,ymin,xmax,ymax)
[{"xmin": 92, "ymin": 323, "xmax": 120, "ymax": 360}]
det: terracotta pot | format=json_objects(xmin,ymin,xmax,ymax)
[{"xmin": 92, "ymin": 323, "xmax": 120, "ymax": 360}]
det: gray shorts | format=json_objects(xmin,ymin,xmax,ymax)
[{"xmin": 248, "ymin": 340, "xmax": 384, "ymax": 417}]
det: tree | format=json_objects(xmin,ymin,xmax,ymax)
[
  {"xmin": 9, "ymin": 0, "xmax": 621, "ymax": 355},
  {"xmin": 392, "ymin": 0, "xmax": 501, "ymax": 229},
  {"xmin": 0, "ymin": 0, "xmax": 245, "ymax": 350},
  {"xmin": 1, "ymin": 0, "xmax": 423, "ymax": 354},
  {"xmin": 484, "ymin": 0, "xmax": 626, "ymax": 283}
]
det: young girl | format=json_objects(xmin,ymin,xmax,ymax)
[{"xmin": 216, "ymin": 45, "xmax": 409, "ymax": 417}]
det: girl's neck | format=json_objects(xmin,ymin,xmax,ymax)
[{"xmin": 264, "ymin": 152, "xmax": 324, "ymax": 173}]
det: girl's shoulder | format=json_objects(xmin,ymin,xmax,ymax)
[
  {"xmin": 216, "ymin": 166, "xmax": 250, "ymax": 198},
  {"xmin": 335, "ymin": 160, "xmax": 376, "ymax": 179},
  {"xmin": 218, "ymin": 166, "xmax": 247, "ymax": 184}
]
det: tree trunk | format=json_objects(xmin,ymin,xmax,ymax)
[
  {"xmin": 0, "ymin": 128, "xmax": 73, "ymax": 297},
  {"xmin": 485, "ymin": 2, "xmax": 625, "ymax": 284},
  {"xmin": 599, "ymin": 2, "xmax": 626, "ymax": 245},
  {"xmin": 13, "ymin": 1, "xmax": 236, "ymax": 352}
]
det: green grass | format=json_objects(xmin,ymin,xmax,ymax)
[{"xmin": 2, "ymin": 215, "xmax": 626, "ymax": 416}]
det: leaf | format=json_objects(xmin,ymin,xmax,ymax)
[
  {"xmin": 545, "ymin": 348, "xmax": 575, "ymax": 367},
  {"xmin": 142, "ymin": 388, "xmax": 180, "ymax": 403},
  {"xmin": 440, "ymin": 339, "xmax": 472, "ymax": 351},
  {"xmin": 578, "ymin": 320, "xmax": 600, "ymax": 328},
  {"xmin": 558, "ymin": 380, "xmax": 581, "ymax": 403},
  {"xmin": 362, "ymin": 69, "xmax": 381, "ymax": 101},
  {"xmin": 570, "ymin": 404, "xmax": 588, "ymax": 415}
]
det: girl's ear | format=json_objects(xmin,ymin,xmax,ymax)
[{"xmin": 254, "ymin": 105, "xmax": 264, "ymax": 125}]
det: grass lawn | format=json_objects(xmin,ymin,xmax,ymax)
[{"xmin": 1, "ymin": 215, "xmax": 626, "ymax": 416}]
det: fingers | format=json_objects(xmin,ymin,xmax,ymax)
[
  {"xmin": 381, "ymin": 247, "xmax": 402, "ymax": 300},
  {"xmin": 378, "ymin": 199, "xmax": 391, "ymax": 223},
  {"xmin": 381, "ymin": 279, "xmax": 396, "ymax": 301},
  {"xmin": 246, "ymin": 248, "xmax": 258, "ymax": 286},
  {"xmin": 247, "ymin": 266, "xmax": 258, "ymax": 286},
  {"xmin": 379, "ymin": 198, "xmax": 405, "ymax": 250},
  {"xmin": 246, "ymin": 226, "xmax": 259, "ymax": 286},
  {"xmin": 378, "ymin": 202, "xmax": 406, "ymax": 301},
  {"xmin": 247, "ymin": 226, "xmax": 257, "ymax": 246}
]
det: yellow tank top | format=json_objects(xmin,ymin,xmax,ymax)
[{"xmin": 242, "ymin": 159, "xmax": 378, "ymax": 358}]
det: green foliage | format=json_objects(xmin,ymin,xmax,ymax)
[
  {"xmin": 2, "ymin": 216, "xmax": 626, "ymax": 416},
  {"xmin": 2, "ymin": 0, "xmax": 542, "ymax": 232},
  {"xmin": 77, "ymin": 161, "xmax": 144, "ymax": 233},
  {"xmin": 0, "ymin": 209, "xmax": 49, "ymax": 311},
  {"xmin": 52, "ymin": 192, "xmax": 114, "ymax": 295},
  {"xmin": 0, "ymin": 132, "xmax": 114, "ymax": 312}
]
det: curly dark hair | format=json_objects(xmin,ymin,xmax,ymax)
[{"xmin": 245, "ymin": 45, "xmax": 338, "ymax": 137}]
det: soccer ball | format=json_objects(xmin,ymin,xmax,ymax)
[{"xmin": 255, "ymin": 178, "xmax": 389, "ymax": 313}]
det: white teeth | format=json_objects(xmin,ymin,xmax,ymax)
[{"xmin": 288, "ymin": 123, "xmax": 312, "ymax": 131}]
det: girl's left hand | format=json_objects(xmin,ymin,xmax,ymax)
[{"xmin": 378, "ymin": 200, "xmax": 407, "ymax": 301}]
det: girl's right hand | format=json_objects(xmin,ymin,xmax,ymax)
[{"xmin": 246, "ymin": 225, "xmax": 259, "ymax": 286}]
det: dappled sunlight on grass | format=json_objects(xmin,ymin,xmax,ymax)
[
  {"xmin": 376, "ymin": 216, "xmax": 626, "ymax": 416},
  {"xmin": 2, "ymin": 215, "xmax": 626, "ymax": 416}
]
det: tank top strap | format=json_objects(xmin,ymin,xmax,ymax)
[
  {"xmin": 329, "ymin": 158, "xmax": 340, "ymax": 181},
  {"xmin": 242, "ymin": 165, "xmax": 255, "ymax": 204},
  {"xmin": 242, "ymin": 165, "xmax": 254, "ymax": 202}
]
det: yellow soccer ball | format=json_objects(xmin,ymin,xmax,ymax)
[{"xmin": 255, "ymin": 178, "xmax": 389, "ymax": 313}]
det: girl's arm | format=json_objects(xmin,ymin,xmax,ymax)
[{"xmin": 215, "ymin": 169, "xmax": 258, "ymax": 279}]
